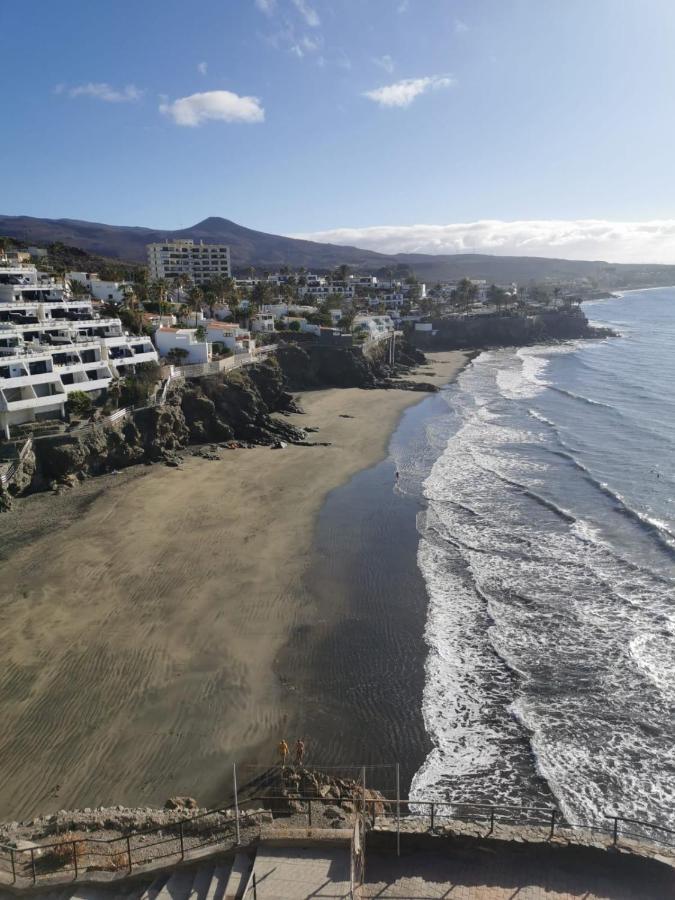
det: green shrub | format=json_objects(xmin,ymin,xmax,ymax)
[{"xmin": 66, "ymin": 390, "xmax": 93, "ymax": 418}]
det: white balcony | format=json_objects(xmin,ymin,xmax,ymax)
[
  {"xmin": 0, "ymin": 372, "xmax": 58, "ymax": 389},
  {"xmin": 1, "ymin": 392, "xmax": 66, "ymax": 412},
  {"xmin": 63, "ymin": 376, "xmax": 112, "ymax": 393}
]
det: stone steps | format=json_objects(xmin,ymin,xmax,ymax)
[{"xmin": 0, "ymin": 858, "xmax": 253, "ymax": 900}]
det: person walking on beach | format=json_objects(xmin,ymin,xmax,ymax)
[
  {"xmin": 278, "ymin": 739, "xmax": 289, "ymax": 767},
  {"xmin": 295, "ymin": 738, "xmax": 305, "ymax": 767}
]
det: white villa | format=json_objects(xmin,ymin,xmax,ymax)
[
  {"xmin": 154, "ymin": 328, "xmax": 210, "ymax": 365},
  {"xmin": 68, "ymin": 271, "xmax": 130, "ymax": 304},
  {"xmin": 154, "ymin": 322, "xmax": 255, "ymax": 364},
  {"xmin": 352, "ymin": 314, "xmax": 395, "ymax": 340},
  {"xmin": 0, "ymin": 264, "xmax": 157, "ymax": 438}
]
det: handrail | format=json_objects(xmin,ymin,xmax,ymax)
[{"xmin": 0, "ymin": 792, "xmax": 672, "ymax": 887}]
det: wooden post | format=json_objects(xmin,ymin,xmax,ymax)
[
  {"xmin": 430, "ymin": 802, "xmax": 435, "ymax": 831},
  {"xmin": 549, "ymin": 809, "xmax": 557, "ymax": 840},
  {"xmin": 30, "ymin": 848, "xmax": 36, "ymax": 885},
  {"xmin": 233, "ymin": 763, "xmax": 241, "ymax": 845},
  {"xmin": 179, "ymin": 820, "xmax": 185, "ymax": 860},
  {"xmin": 72, "ymin": 841, "xmax": 78, "ymax": 879},
  {"xmin": 308, "ymin": 799, "xmax": 312, "ymax": 828},
  {"xmin": 252, "ymin": 872, "xmax": 257, "ymax": 900},
  {"xmin": 395, "ymin": 763, "xmax": 401, "ymax": 858},
  {"xmin": 126, "ymin": 835, "xmax": 132, "ymax": 873},
  {"xmin": 10, "ymin": 849, "xmax": 15, "ymax": 885},
  {"xmin": 613, "ymin": 817, "xmax": 619, "ymax": 846},
  {"xmin": 490, "ymin": 807, "xmax": 495, "ymax": 834}
]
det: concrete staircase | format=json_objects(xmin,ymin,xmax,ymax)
[{"xmin": 0, "ymin": 857, "xmax": 253, "ymax": 900}]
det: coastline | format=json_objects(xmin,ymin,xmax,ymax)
[{"xmin": 0, "ymin": 350, "xmax": 469, "ymax": 820}]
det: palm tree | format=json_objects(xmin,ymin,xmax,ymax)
[
  {"xmin": 187, "ymin": 285, "xmax": 204, "ymax": 327},
  {"xmin": 172, "ymin": 273, "xmax": 191, "ymax": 308},
  {"xmin": 149, "ymin": 278, "xmax": 171, "ymax": 317},
  {"xmin": 132, "ymin": 268, "xmax": 149, "ymax": 306}
]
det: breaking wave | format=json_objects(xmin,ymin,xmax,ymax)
[{"xmin": 410, "ymin": 290, "xmax": 675, "ymax": 831}]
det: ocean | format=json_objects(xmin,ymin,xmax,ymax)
[{"xmin": 402, "ymin": 289, "xmax": 675, "ymax": 829}]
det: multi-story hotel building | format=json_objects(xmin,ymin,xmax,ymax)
[
  {"xmin": 147, "ymin": 239, "xmax": 231, "ymax": 284},
  {"xmin": 0, "ymin": 264, "xmax": 158, "ymax": 438}
]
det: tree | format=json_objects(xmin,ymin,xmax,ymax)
[
  {"xmin": 120, "ymin": 361, "xmax": 161, "ymax": 406},
  {"xmin": 68, "ymin": 279, "xmax": 90, "ymax": 298},
  {"xmin": 487, "ymin": 283, "xmax": 507, "ymax": 312},
  {"xmin": 166, "ymin": 347, "xmax": 189, "ymax": 366},
  {"xmin": 195, "ymin": 324, "xmax": 207, "ymax": 342},
  {"xmin": 187, "ymin": 285, "xmax": 204, "ymax": 327},
  {"xmin": 149, "ymin": 279, "xmax": 171, "ymax": 316},
  {"xmin": 172, "ymin": 273, "xmax": 191, "ymax": 307},
  {"xmin": 132, "ymin": 269, "xmax": 150, "ymax": 306},
  {"xmin": 66, "ymin": 390, "xmax": 93, "ymax": 418}
]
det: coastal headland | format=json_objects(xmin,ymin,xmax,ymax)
[{"xmin": 0, "ymin": 350, "xmax": 469, "ymax": 820}]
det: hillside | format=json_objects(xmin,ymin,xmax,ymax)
[{"xmin": 2, "ymin": 213, "xmax": 675, "ymax": 288}]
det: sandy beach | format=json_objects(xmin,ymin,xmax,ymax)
[{"xmin": 0, "ymin": 351, "xmax": 469, "ymax": 819}]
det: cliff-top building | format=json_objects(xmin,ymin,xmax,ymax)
[
  {"xmin": 0, "ymin": 263, "xmax": 157, "ymax": 438},
  {"xmin": 147, "ymin": 239, "xmax": 231, "ymax": 284}
]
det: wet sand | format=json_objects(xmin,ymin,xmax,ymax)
[{"xmin": 0, "ymin": 352, "xmax": 468, "ymax": 819}]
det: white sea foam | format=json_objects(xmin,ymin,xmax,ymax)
[{"xmin": 412, "ymin": 340, "xmax": 675, "ymax": 829}]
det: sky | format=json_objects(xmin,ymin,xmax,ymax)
[{"xmin": 3, "ymin": 0, "xmax": 675, "ymax": 262}]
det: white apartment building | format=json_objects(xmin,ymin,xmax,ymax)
[
  {"xmin": 0, "ymin": 265, "xmax": 157, "ymax": 438},
  {"xmin": 147, "ymin": 240, "xmax": 231, "ymax": 284}
]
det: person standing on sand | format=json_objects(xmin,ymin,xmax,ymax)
[
  {"xmin": 278, "ymin": 739, "xmax": 289, "ymax": 767},
  {"xmin": 295, "ymin": 738, "xmax": 305, "ymax": 767}
]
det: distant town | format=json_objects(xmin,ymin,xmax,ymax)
[{"xmin": 0, "ymin": 235, "xmax": 601, "ymax": 441}]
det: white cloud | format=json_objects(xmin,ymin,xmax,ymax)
[
  {"xmin": 66, "ymin": 82, "xmax": 143, "ymax": 102},
  {"xmin": 364, "ymin": 74, "xmax": 453, "ymax": 108},
  {"xmin": 255, "ymin": 0, "xmax": 276, "ymax": 13},
  {"xmin": 291, "ymin": 33, "xmax": 321, "ymax": 56},
  {"xmin": 374, "ymin": 54, "xmax": 395, "ymax": 74},
  {"xmin": 197, "ymin": 61, "xmax": 208, "ymax": 75},
  {"xmin": 159, "ymin": 90, "xmax": 264, "ymax": 126},
  {"xmin": 291, "ymin": 0, "xmax": 320, "ymax": 27},
  {"xmin": 291, "ymin": 219, "xmax": 675, "ymax": 264},
  {"xmin": 397, "ymin": 0, "xmax": 409, "ymax": 12},
  {"xmin": 454, "ymin": 18, "xmax": 469, "ymax": 33}
]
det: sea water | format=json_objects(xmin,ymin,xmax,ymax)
[{"xmin": 402, "ymin": 289, "xmax": 675, "ymax": 828}]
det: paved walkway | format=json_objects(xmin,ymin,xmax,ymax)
[
  {"xmin": 360, "ymin": 846, "xmax": 675, "ymax": 898},
  {"xmin": 250, "ymin": 844, "xmax": 351, "ymax": 899}
]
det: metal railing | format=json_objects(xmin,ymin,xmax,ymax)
[
  {"xmin": 0, "ymin": 438, "xmax": 33, "ymax": 487},
  {"xmin": 0, "ymin": 789, "xmax": 672, "ymax": 889}
]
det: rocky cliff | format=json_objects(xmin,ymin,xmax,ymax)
[
  {"xmin": 275, "ymin": 338, "xmax": 427, "ymax": 391},
  {"xmin": 1, "ymin": 359, "xmax": 305, "ymax": 504},
  {"xmin": 410, "ymin": 308, "xmax": 613, "ymax": 351},
  {"xmin": 1, "ymin": 345, "xmax": 431, "ymax": 506}
]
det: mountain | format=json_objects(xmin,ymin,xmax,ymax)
[
  {"xmin": 2, "ymin": 213, "xmax": 675, "ymax": 288},
  {"xmin": 0, "ymin": 215, "xmax": 389, "ymax": 270}
]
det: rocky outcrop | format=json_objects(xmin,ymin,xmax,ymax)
[
  {"xmin": 410, "ymin": 308, "xmax": 614, "ymax": 351},
  {"xmin": 2, "ymin": 348, "xmax": 431, "ymax": 504},
  {"xmin": 275, "ymin": 338, "xmax": 430, "ymax": 391},
  {"xmin": 8, "ymin": 359, "xmax": 307, "ymax": 501}
]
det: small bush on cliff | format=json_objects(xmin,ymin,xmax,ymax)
[
  {"xmin": 120, "ymin": 361, "xmax": 161, "ymax": 407},
  {"xmin": 66, "ymin": 391, "xmax": 93, "ymax": 418}
]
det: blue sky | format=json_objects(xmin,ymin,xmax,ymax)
[{"xmin": 3, "ymin": 0, "xmax": 675, "ymax": 261}]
